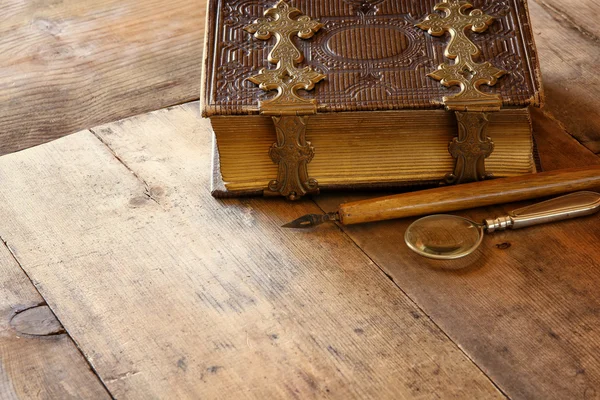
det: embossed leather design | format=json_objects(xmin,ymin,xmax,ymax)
[{"xmin": 202, "ymin": 0, "xmax": 543, "ymax": 116}]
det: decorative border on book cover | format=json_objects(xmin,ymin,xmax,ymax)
[{"xmin": 204, "ymin": 0, "xmax": 542, "ymax": 115}]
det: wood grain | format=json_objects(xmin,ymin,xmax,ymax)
[
  {"xmin": 533, "ymin": 0, "xmax": 599, "ymax": 43},
  {"xmin": 0, "ymin": 239, "xmax": 110, "ymax": 399},
  {"xmin": 529, "ymin": 0, "xmax": 600, "ymax": 154},
  {"xmin": 530, "ymin": 107, "xmax": 600, "ymax": 170},
  {"xmin": 315, "ymin": 108, "xmax": 600, "ymax": 399},
  {"xmin": 0, "ymin": 104, "xmax": 503, "ymax": 399},
  {"xmin": 339, "ymin": 165, "xmax": 600, "ymax": 225},
  {"xmin": 2, "ymin": 0, "xmax": 599, "ymax": 160},
  {"xmin": 0, "ymin": 0, "xmax": 204, "ymax": 157}
]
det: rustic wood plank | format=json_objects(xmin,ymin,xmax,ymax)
[
  {"xmin": 0, "ymin": 0, "xmax": 203, "ymax": 157},
  {"xmin": 2, "ymin": 0, "xmax": 598, "ymax": 160},
  {"xmin": 532, "ymin": 0, "xmax": 599, "ymax": 40},
  {"xmin": 0, "ymin": 104, "xmax": 503, "ymax": 398},
  {"xmin": 530, "ymin": 107, "xmax": 600, "ymax": 170},
  {"xmin": 0, "ymin": 239, "xmax": 111, "ymax": 398},
  {"xmin": 314, "ymin": 109, "xmax": 600, "ymax": 399},
  {"xmin": 529, "ymin": 0, "xmax": 600, "ymax": 154}
]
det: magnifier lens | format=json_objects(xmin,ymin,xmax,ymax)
[{"xmin": 404, "ymin": 215, "xmax": 483, "ymax": 260}]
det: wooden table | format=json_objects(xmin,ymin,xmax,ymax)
[{"xmin": 1, "ymin": 1, "xmax": 599, "ymax": 399}]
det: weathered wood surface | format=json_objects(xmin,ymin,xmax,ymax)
[
  {"xmin": 0, "ymin": 0, "xmax": 599, "ymax": 398},
  {"xmin": 315, "ymin": 108, "xmax": 600, "ymax": 400},
  {"xmin": 1, "ymin": 0, "xmax": 600, "ymax": 159},
  {"xmin": 0, "ymin": 0, "xmax": 203, "ymax": 157},
  {"xmin": 528, "ymin": 0, "xmax": 600, "ymax": 154},
  {"xmin": 0, "ymin": 104, "xmax": 503, "ymax": 399},
  {"xmin": 0, "ymin": 238, "xmax": 110, "ymax": 398},
  {"xmin": 532, "ymin": 0, "xmax": 599, "ymax": 39}
]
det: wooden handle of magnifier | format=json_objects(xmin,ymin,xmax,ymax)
[{"xmin": 338, "ymin": 165, "xmax": 600, "ymax": 225}]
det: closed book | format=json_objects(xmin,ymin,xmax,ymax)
[{"xmin": 201, "ymin": 0, "xmax": 543, "ymax": 199}]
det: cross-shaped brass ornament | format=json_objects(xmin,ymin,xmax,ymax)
[
  {"xmin": 417, "ymin": 0, "xmax": 506, "ymax": 111},
  {"xmin": 245, "ymin": 0, "xmax": 326, "ymax": 115},
  {"xmin": 245, "ymin": 1, "xmax": 325, "ymax": 199},
  {"xmin": 418, "ymin": 0, "xmax": 506, "ymax": 184}
]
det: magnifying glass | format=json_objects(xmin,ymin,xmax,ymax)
[{"xmin": 405, "ymin": 191, "xmax": 600, "ymax": 260}]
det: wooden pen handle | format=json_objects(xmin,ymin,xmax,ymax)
[{"xmin": 338, "ymin": 166, "xmax": 600, "ymax": 225}]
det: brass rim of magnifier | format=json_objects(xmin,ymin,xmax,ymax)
[{"xmin": 404, "ymin": 215, "xmax": 485, "ymax": 260}]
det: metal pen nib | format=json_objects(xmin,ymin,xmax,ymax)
[{"xmin": 282, "ymin": 212, "xmax": 340, "ymax": 229}]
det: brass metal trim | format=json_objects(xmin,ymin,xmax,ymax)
[
  {"xmin": 265, "ymin": 116, "xmax": 319, "ymax": 200},
  {"xmin": 445, "ymin": 111, "xmax": 494, "ymax": 185},
  {"xmin": 245, "ymin": 0, "xmax": 326, "ymax": 116},
  {"xmin": 245, "ymin": 1, "xmax": 325, "ymax": 199},
  {"xmin": 418, "ymin": 1, "xmax": 505, "ymax": 184},
  {"xmin": 417, "ymin": 0, "xmax": 506, "ymax": 112}
]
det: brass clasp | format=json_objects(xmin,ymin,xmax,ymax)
[
  {"xmin": 245, "ymin": 1, "xmax": 325, "ymax": 199},
  {"xmin": 418, "ymin": 0, "xmax": 507, "ymax": 184}
]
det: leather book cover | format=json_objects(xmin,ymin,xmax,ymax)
[{"xmin": 201, "ymin": 0, "xmax": 543, "ymax": 117}]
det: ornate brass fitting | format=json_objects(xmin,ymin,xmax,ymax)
[
  {"xmin": 418, "ymin": 0, "xmax": 507, "ymax": 184},
  {"xmin": 268, "ymin": 116, "xmax": 318, "ymax": 200},
  {"xmin": 245, "ymin": 0, "xmax": 325, "ymax": 199},
  {"xmin": 446, "ymin": 112, "xmax": 494, "ymax": 184},
  {"xmin": 417, "ymin": 0, "xmax": 506, "ymax": 112}
]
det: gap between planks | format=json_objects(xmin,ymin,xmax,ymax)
[
  {"xmin": 90, "ymin": 127, "xmax": 164, "ymax": 209},
  {"xmin": 308, "ymin": 201, "xmax": 510, "ymax": 399},
  {"xmin": 0, "ymin": 229, "xmax": 117, "ymax": 400},
  {"xmin": 0, "ymin": 103, "xmax": 511, "ymax": 398},
  {"xmin": 85, "ymin": 121, "xmax": 507, "ymax": 397}
]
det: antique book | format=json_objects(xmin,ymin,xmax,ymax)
[{"xmin": 201, "ymin": 0, "xmax": 543, "ymax": 199}]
